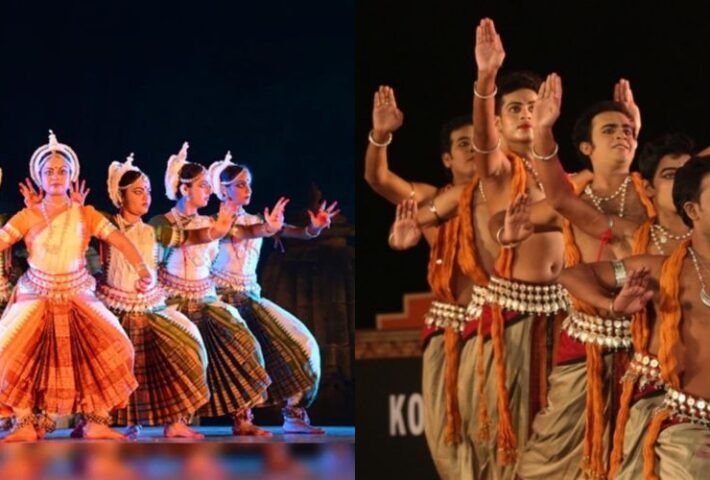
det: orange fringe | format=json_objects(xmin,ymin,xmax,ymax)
[
  {"xmin": 642, "ymin": 409, "xmax": 669, "ymax": 480},
  {"xmin": 609, "ymin": 219, "xmax": 653, "ymax": 477},
  {"xmin": 457, "ymin": 176, "xmax": 488, "ymax": 286},
  {"xmin": 486, "ymin": 153, "xmax": 527, "ymax": 465},
  {"xmin": 443, "ymin": 326, "xmax": 462, "ymax": 444},
  {"xmin": 563, "ymin": 173, "xmax": 656, "ymax": 478},
  {"xmin": 638, "ymin": 239, "xmax": 689, "ymax": 477},
  {"xmin": 475, "ymin": 317, "xmax": 490, "ymax": 441},
  {"xmin": 425, "ymin": 192, "xmax": 462, "ymax": 445}
]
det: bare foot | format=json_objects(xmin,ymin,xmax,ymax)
[
  {"xmin": 82, "ymin": 423, "xmax": 127, "ymax": 440},
  {"xmin": 164, "ymin": 422, "xmax": 204, "ymax": 439},
  {"xmin": 232, "ymin": 421, "xmax": 272, "ymax": 437},
  {"xmin": 3, "ymin": 424, "xmax": 37, "ymax": 443}
]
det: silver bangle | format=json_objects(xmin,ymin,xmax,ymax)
[
  {"xmin": 495, "ymin": 226, "xmax": 520, "ymax": 249},
  {"xmin": 530, "ymin": 143, "xmax": 559, "ymax": 162},
  {"xmin": 473, "ymin": 81, "xmax": 498, "ymax": 99},
  {"xmin": 304, "ymin": 226, "xmax": 318, "ymax": 238},
  {"xmin": 368, "ymin": 129, "xmax": 393, "ymax": 148},
  {"xmin": 611, "ymin": 259, "xmax": 627, "ymax": 288},
  {"xmin": 472, "ymin": 137, "xmax": 501, "ymax": 155}
]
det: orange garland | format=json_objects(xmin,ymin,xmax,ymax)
[
  {"xmin": 640, "ymin": 239, "xmax": 689, "ymax": 479},
  {"xmin": 563, "ymin": 172, "xmax": 655, "ymax": 478},
  {"xmin": 486, "ymin": 153, "xmax": 527, "ymax": 465}
]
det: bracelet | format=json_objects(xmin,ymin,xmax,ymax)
[
  {"xmin": 495, "ymin": 226, "xmax": 521, "ymax": 249},
  {"xmin": 408, "ymin": 182, "xmax": 416, "ymax": 200},
  {"xmin": 472, "ymin": 137, "xmax": 501, "ymax": 155},
  {"xmin": 428, "ymin": 199, "xmax": 443, "ymax": 224},
  {"xmin": 388, "ymin": 232, "xmax": 396, "ymax": 246},
  {"xmin": 304, "ymin": 226, "xmax": 319, "ymax": 238},
  {"xmin": 473, "ymin": 81, "xmax": 498, "ymax": 99},
  {"xmin": 206, "ymin": 228, "xmax": 215, "ymax": 242},
  {"xmin": 368, "ymin": 129, "xmax": 393, "ymax": 148},
  {"xmin": 611, "ymin": 259, "xmax": 627, "ymax": 288},
  {"xmin": 530, "ymin": 143, "xmax": 559, "ymax": 161}
]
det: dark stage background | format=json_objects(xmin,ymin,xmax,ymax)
[
  {"xmin": 0, "ymin": 1, "xmax": 355, "ymax": 426},
  {"xmin": 356, "ymin": 1, "xmax": 710, "ymax": 477},
  {"xmin": 357, "ymin": 1, "xmax": 710, "ymax": 330}
]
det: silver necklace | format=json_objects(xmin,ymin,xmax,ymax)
[
  {"xmin": 39, "ymin": 198, "xmax": 71, "ymax": 255},
  {"xmin": 170, "ymin": 208, "xmax": 205, "ymax": 268},
  {"xmin": 584, "ymin": 176, "xmax": 631, "ymax": 217},
  {"xmin": 687, "ymin": 247, "xmax": 710, "ymax": 308},
  {"xmin": 477, "ymin": 180, "xmax": 486, "ymax": 203},
  {"xmin": 650, "ymin": 223, "xmax": 692, "ymax": 255},
  {"xmin": 521, "ymin": 156, "xmax": 544, "ymax": 192}
]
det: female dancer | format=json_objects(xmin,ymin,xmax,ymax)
[
  {"xmin": 0, "ymin": 131, "xmax": 151, "ymax": 442},
  {"xmin": 150, "ymin": 143, "xmax": 272, "ymax": 436},
  {"xmin": 208, "ymin": 154, "xmax": 337, "ymax": 433},
  {"xmin": 95, "ymin": 153, "xmax": 235, "ymax": 438}
]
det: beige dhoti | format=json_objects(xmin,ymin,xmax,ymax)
[
  {"xmin": 422, "ymin": 334, "xmax": 460, "ymax": 480},
  {"xmin": 613, "ymin": 392, "xmax": 664, "ymax": 480},
  {"xmin": 517, "ymin": 356, "xmax": 612, "ymax": 479},
  {"xmin": 457, "ymin": 316, "xmax": 534, "ymax": 480}
]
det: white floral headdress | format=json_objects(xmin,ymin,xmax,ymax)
[
  {"xmin": 164, "ymin": 141, "xmax": 190, "ymax": 200},
  {"xmin": 107, "ymin": 153, "xmax": 148, "ymax": 208},
  {"xmin": 207, "ymin": 151, "xmax": 237, "ymax": 201},
  {"xmin": 29, "ymin": 130, "xmax": 80, "ymax": 187}
]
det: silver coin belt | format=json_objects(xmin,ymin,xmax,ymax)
[
  {"xmin": 425, "ymin": 301, "xmax": 468, "ymax": 332},
  {"xmin": 621, "ymin": 352, "xmax": 664, "ymax": 389},
  {"xmin": 663, "ymin": 387, "xmax": 710, "ymax": 427},
  {"xmin": 465, "ymin": 284, "xmax": 490, "ymax": 320},
  {"xmin": 485, "ymin": 276, "xmax": 569, "ymax": 315},
  {"xmin": 562, "ymin": 308, "xmax": 632, "ymax": 350},
  {"xmin": 158, "ymin": 268, "xmax": 216, "ymax": 301},
  {"xmin": 21, "ymin": 267, "xmax": 95, "ymax": 300},
  {"xmin": 96, "ymin": 283, "xmax": 166, "ymax": 313}
]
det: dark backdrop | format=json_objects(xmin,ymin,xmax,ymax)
[
  {"xmin": 0, "ymin": 1, "xmax": 354, "ymax": 222},
  {"xmin": 356, "ymin": 0, "xmax": 710, "ymax": 329}
]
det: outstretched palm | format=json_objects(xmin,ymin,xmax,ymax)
[
  {"xmin": 390, "ymin": 199, "xmax": 422, "ymax": 250},
  {"xmin": 475, "ymin": 18, "xmax": 505, "ymax": 72},
  {"xmin": 611, "ymin": 267, "xmax": 654, "ymax": 315},
  {"xmin": 264, "ymin": 197, "xmax": 289, "ymax": 233},
  {"xmin": 19, "ymin": 178, "xmax": 43, "ymax": 207},
  {"xmin": 613, "ymin": 79, "xmax": 641, "ymax": 137},
  {"xmin": 308, "ymin": 200, "xmax": 340, "ymax": 231},
  {"xmin": 372, "ymin": 85, "xmax": 404, "ymax": 134},
  {"xmin": 533, "ymin": 73, "xmax": 563, "ymax": 129},
  {"xmin": 501, "ymin": 192, "xmax": 533, "ymax": 244},
  {"xmin": 70, "ymin": 179, "xmax": 90, "ymax": 205}
]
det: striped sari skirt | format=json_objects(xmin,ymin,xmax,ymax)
[
  {"xmin": 160, "ymin": 270, "xmax": 270, "ymax": 417},
  {"xmin": 0, "ymin": 268, "xmax": 137, "ymax": 415},
  {"xmin": 98, "ymin": 283, "xmax": 210, "ymax": 426},
  {"xmin": 218, "ymin": 287, "xmax": 320, "ymax": 407}
]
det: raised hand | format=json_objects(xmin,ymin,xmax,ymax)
[
  {"xmin": 19, "ymin": 178, "xmax": 43, "ymax": 207},
  {"xmin": 308, "ymin": 200, "xmax": 339, "ymax": 231},
  {"xmin": 500, "ymin": 192, "xmax": 534, "ymax": 244},
  {"xmin": 372, "ymin": 85, "xmax": 404, "ymax": 135},
  {"xmin": 611, "ymin": 267, "xmax": 654, "ymax": 315},
  {"xmin": 613, "ymin": 78, "xmax": 641, "ymax": 137},
  {"xmin": 475, "ymin": 18, "xmax": 505, "ymax": 73},
  {"xmin": 178, "ymin": 141, "xmax": 190, "ymax": 161},
  {"xmin": 70, "ymin": 179, "xmax": 90, "ymax": 205},
  {"xmin": 390, "ymin": 199, "xmax": 421, "ymax": 250},
  {"xmin": 533, "ymin": 73, "xmax": 563, "ymax": 129},
  {"xmin": 264, "ymin": 197, "xmax": 289, "ymax": 233}
]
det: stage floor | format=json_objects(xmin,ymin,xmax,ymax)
[
  {"xmin": 39, "ymin": 425, "xmax": 355, "ymax": 443},
  {"xmin": 0, "ymin": 426, "xmax": 355, "ymax": 479}
]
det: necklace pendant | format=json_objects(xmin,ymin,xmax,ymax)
[
  {"xmin": 659, "ymin": 235, "xmax": 668, "ymax": 244},
  {"xmin": 701, "ymin": 289, "xmax": 710, "ymax": 308}
]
